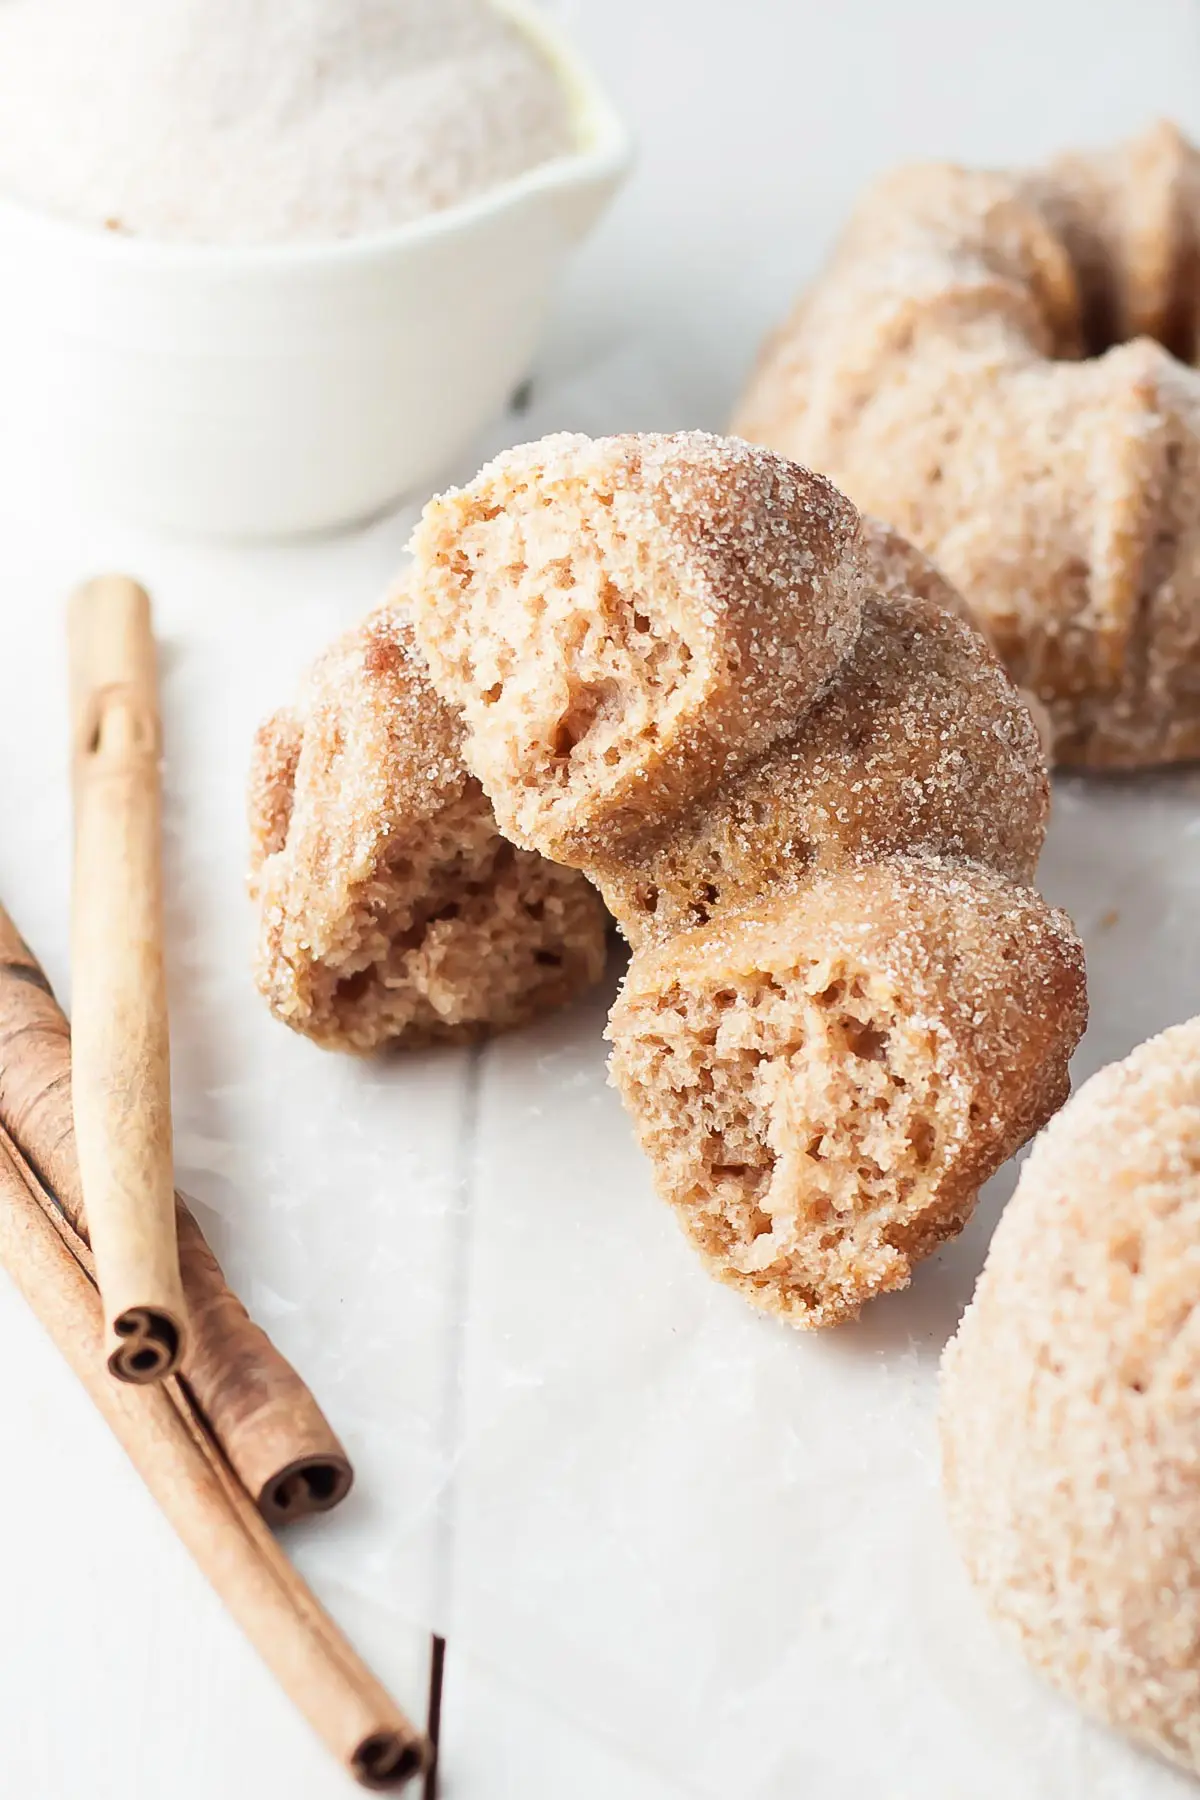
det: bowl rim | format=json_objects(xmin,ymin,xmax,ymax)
[{"xmin": 0, "ymin": 0, "xmax": 633, "ymax": 270}]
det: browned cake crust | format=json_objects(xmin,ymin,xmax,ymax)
[
  {"xmin": 248, "ymin": 599, "xmax": 607, "ymax": 1052},
  {"xmin": 407, "ymin": 431, "xmax": 1086, "ymax": 1326},
  {"xmin": 734, "ymin": 120, "xmax": 1200, "ymax": 769},
  {"xmin": 941, "ymin": 1018, "xmax": 1200, "ymax": 1773},
  {"xmin": 409, "ymin": 431, "xmax": 865, "ymax": 860},
  {"xmin": 610, "ymin": 857, "xmax": 1085, "ymax": 1329}
]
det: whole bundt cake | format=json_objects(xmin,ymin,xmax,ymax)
[
  {"xmin": 734, "ymin": 120, "xmax": 1200, "ymax": 769},
  {"xmin": 941, "ymin": 1017, "xmax": 1200, "ymax": 1776},
  {"xmin": 408, "ymin": 431, "xmax": 1087, "ymax": 1326}
]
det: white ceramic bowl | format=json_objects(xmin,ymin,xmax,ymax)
[{"xmin": 0, "ymin": 2, "xmax": 630, "ymax": 539}]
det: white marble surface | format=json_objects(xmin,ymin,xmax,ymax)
[{"xmin": 2, "ymin": 2, "xmax": 1200, "ymax": 1796}]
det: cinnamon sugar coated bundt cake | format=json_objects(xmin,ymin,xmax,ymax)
[
  {"xmin": 941, "ymin": 1018, "xmax": 1200, "ymax": 1774},
  {"xmin": 409, "ymin": 431, "xmax": 1087, "ymax": 1325},
  {"xmin": 248, "ymin": 597, "xmax": 607, "ymax": 1051},
  {"xmin": 735, "ymin": 120, "xmax": 1200, "ymax": 768}
]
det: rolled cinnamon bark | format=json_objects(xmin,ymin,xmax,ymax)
[
  {"xmin": 0, "ymin": 899, "xmax": 352, "ymax": 1524},
  {"xmin": 0, "ymin": 1125, "xmax": 426, "ymax": 1789},
  {"xmin": 68, "ymin": 576, "xmax": 186, "ymax": 1382}
]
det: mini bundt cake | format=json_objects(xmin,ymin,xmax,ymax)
[
  {"xmin": 248, "ymin": 596, "xmax": 607, "ymax": 1051},
  {"xmin": 409, "ymin": 431, "xmax": 1087, "ymax": 1325},
  {"xmin": 735, "ymin": 120, "xmax": 1200, "ymax": 769},
  {"xmin": 941, "ymin": 1017, "xmax": 1200, "ymax": 1776}
]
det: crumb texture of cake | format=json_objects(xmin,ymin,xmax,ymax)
[
  {"xmin": 590, "ymin": 587, "xmax": 1048, "ymax": 947},
  {"xmin": 609, "ymin": 857, "xmax": 1086, "ymax": 1329},
  {"xmin": 940, "ymin": 1017, "xmax": 1200, "ymax": 1775},
  {"xmin": 734, "ymin": 120, "xmax": 1200, "ymax": 768},
  {"xmin": 248, "ymin": 597, "xmax": 607, "ymax": 1051},
  {"xmin": 408, "ymin": 431, "xmax": 866, "ymax": 858}
]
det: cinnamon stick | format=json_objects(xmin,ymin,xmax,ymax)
[
  {"xmin": 67, "ymin": 575, "xmax": 186, "ymax": 1381},
  {"xmin": 0, "ymin": 897, "xmax": 352, "ymax": 1523},
  {"xmin": 0, "ymin": 1125, "xmax": 427, "ymax": 1789}
]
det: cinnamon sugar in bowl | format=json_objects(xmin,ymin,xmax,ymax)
[{"xmin": 0, "ymin": 0, "xmax": 630, "ymax": 537}]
